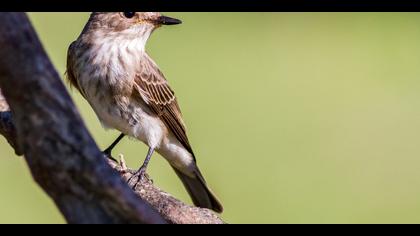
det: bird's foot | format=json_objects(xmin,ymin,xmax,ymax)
[
  {"xmin": 127, "ymin": 168, "xmax": 150, "ymax": 189},
  {"xmin": 118, "ymin": 154, "xmax": 128, "ymax": 172}
]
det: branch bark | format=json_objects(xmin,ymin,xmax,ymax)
[
  {"xmin": 111, "ymin": 160, "xmax": 224, "ymax": 224},
  {"xmin": 0, "ymin": 12, "xmax": 223, "ymax": 224}
]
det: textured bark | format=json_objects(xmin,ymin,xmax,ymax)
[
  {"xmin": 0, "ymin": 12, "xmax": 223, "ymax": 224},
  {"xmin": 111, "ymin": 159, "xmax": 224, "ymax": 224}
]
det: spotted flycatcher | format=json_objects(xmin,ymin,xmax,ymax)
[{"xmin": 66, "ymin": 12, "xmax": 222, "ymax": 213}]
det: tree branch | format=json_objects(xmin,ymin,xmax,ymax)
[
  {"xmin": 0, "ymin": 12, "xmax": 223, "ymax": 224},
  {"xmin": 110, "ymin": 159, "xmax": 224, "ymax": 224}
]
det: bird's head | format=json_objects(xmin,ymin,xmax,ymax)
[{"xmin": 81, "ymin": 12, "xmax": 182, "ymax": 46}]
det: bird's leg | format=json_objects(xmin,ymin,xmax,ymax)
[
  {"xmin": 128, "ymin": 147, "xmax": 155, "ymax": 189},
  {"xmin": 103, "ymin": 133, "xmax": 125, "ymax": 162}
]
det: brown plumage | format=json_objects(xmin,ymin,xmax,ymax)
[
  {"xmin": 133, "ymin": 54, "xmax": 195, "ymax": 158},
  {"xmin": 66, "ymin": 42, "xmax": 84, "ymax": 96},
  {"xmin": 66, "ymin": 12, "xmax": 222, "ymax": 213}
]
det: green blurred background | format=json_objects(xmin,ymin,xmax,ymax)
[{"xmin": 1, "ymin": 13, "xmax": 420, "ymax": 223}]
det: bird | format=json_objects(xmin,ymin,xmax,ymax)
[{"xmin": 66, "ymin": 12, "xmax": 223, "ymax": 213}]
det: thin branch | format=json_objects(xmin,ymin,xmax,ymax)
[{"xmin": 111, "ymin": 158, "xmax": 224, "ymax": 224}]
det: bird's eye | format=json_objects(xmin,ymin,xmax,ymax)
[{"xmin": 123, "ymin": 12, "xmax": 136, "ymax": 18}]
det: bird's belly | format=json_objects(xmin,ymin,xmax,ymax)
[
  {"xmin": 87, "ymin": 92, "xmax": 194, "ymax": 176},
  {"xmin": 89, "ymin": 95, "xmax": 166, "ymax": 149}
]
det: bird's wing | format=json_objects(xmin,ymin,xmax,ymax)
[
  {"xmin": 133, "ymin": 55, "xmax": 195, "ymax": 158},
  {"xmin": 65, "ymin": 41, "xmax": 85, "ymax": 97}
]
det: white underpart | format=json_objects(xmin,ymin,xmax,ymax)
[{"xmin": 76, "ymin": 24, "xmax": 195, "ymax": 175}]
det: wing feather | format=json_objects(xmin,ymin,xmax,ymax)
[
  {"xmin": 133, "ymin": 55, "xmax": 195, "ymax": 158},
  {"xmin": 66, "ymin": 41, "xmax": 86, "ymax": 98}
]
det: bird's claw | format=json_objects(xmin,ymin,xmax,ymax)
[
  {"xmin": 118, "ymin": 154, "xmax": 128, "ymax": 171},
  {"xmin": 127, "ymin": 169, "xmax": 148, "ymax": 189}
]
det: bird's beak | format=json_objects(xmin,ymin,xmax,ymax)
[{"xmin": 155, "ymin": 15, "xmax": 182, "ymax": 25}]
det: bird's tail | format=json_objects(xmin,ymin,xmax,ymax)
[{"xmin": 172, "ymin": 166, "xmax": 223, "ymax": 213}]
